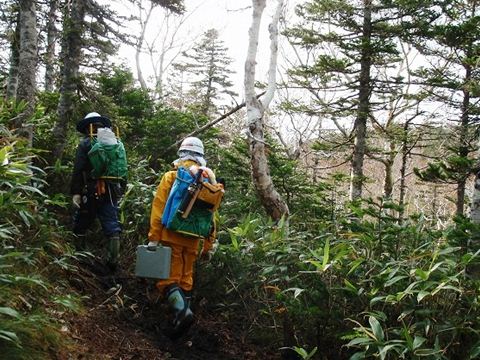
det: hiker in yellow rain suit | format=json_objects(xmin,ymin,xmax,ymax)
[{"xmin": 147, "ymin": 137, "xmax": 217, "ymax": 335}]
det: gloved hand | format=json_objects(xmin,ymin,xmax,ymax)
[
  {"xmin": 201, "ymin": 241, "xmax": 218, "ymax": 261},
  {"xmin": 147, "ymin": 240, "xmax": 159, "ymax": 250},
  {"xmin": 72, "ymin": 194, "xmax": 82, "ymax": 208},
  {"xmin": 201, "ymin": 250, "xmax": 214, "ymax": 261}
]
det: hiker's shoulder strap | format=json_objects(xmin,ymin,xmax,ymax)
[
  {"xmin": 174, "ymin": 166, "xmax": 194, "ymax": 182},
  {"xmin": 80, "ymin": 137, "xmax": 93, "ymax": 150}
]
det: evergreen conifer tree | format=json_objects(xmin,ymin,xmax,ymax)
[
  {"xmin": 173, "ymin": 28, "xmax": 237, "ymax": 117},
  {"xmin": 412, "ymin": 0, "xmax": 480, "ymax": 216},
  {"xmin": 284, "ymin": 0, "xmax": 435, "ymax": 201}
]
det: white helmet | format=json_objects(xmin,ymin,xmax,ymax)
[
  {"xmin": 85, "ymin": 112, "xmax": 102, "ymax": 119},
  {"xmin": 179, "ymin": 137, "xmax": 204, "ymax": 155}
]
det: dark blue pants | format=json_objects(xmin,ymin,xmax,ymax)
[{"xmin": 73, "ymin": 183, "xmax": 122, "ymax": 236}]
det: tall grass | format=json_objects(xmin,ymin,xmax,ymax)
[{"xmin": 0, "ymin": 105, "xmax": 82, "ymax": 359}]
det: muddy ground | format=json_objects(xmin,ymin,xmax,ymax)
[{"xmin": 58, "ymin": 256, "xmax": 280, "ymax": 360}]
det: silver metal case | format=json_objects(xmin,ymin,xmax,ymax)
[{"xmin": 135, "ymin": 245, "xmax": 171, "ymax": 279}]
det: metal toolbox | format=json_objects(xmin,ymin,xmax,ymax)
[{"xmin": 135, "ymin": 245, "xmax": 171, "ymax": 279}]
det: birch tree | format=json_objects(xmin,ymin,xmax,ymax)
[
  {"xmin": 135, "ymin": 0, "xmax": 154, "ymax": 91},
  {"xmin": 472, "ymin": 160, "xmax": 480, "ymax": 222},
  {"xmin": 470, "ymin": 137, "xmax": 480, "ymax": 279},
  {"xmin": 245, "ymin": 0, "xmax": 289, "ymax": 221},
  {"xmin": 133, "ymin": 0, "xmax": 185, "ymax": 94}
]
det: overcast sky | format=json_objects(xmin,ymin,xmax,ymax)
[{"xmin": 115, "ymin": 0, "xmax": 294, "ymax": 99}]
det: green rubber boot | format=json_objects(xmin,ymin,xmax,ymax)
[
  {"xmin": 166, "ymin": 285, "xmax": 194, "ymax": 337},
  {"xmin": 106, "ymin": 234, "xmax": 120, "ymax": 271}
]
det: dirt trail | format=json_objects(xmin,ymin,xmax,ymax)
[{"xmin": 59, "ymin": 256, "xmax": 276, "ymax": 360}]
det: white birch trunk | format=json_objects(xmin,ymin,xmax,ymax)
[
  {"xmin": 136, "ymin": 1, "xmax": 153, "ymax": 91},
  {"xmin": 244, "ymin": 0, "xmax": 289, "ymax": 222},
  {"xmin": 471, "ymin": 136, "xmax": 480, "ymax": 222},
  {"xmin": 471, "ymin": 174, "xmax": 480, "ymax": 223}
]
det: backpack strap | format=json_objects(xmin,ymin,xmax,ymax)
[{"xmin": 180, "ymin": 169, "xmax": 203, "ymax": 219}]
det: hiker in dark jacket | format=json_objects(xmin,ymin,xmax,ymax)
[{"xmin": 71, "ymin": 112, "xmax": 125, "ymax": 270}]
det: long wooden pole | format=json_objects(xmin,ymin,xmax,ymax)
[{"xmin": 163, "ymin": 91, "xmax": 265, "ymax": 155}]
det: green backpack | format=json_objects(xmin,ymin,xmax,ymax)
[
  {"xmin": 162, "ymin": 166, "xmax": 224, "ymax": 238},
  {"xmin": 87, "ymin": 128, "xmax": 128, "ymax": 180}
]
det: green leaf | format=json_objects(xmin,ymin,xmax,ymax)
[
  {"xmin": 415, "ymin": 268, "xmax": 429, "ymax": 280},
  {"xmin": 0, "ymin": 146, "xmax": 10, "ymax": 165},
  {"xmin": 347, "ymin": 337, "xmax": 373, "ymax": 346},
  {"xmin": 417, "ymin": 290, "xmax": 430, "ymax": 303},
  {"xmin": 397, "ymin": 309, "xmax": 414, "ymax": 322},
  {"xmin": 53, "ymin": 295, "xmax": 81, "ymax": 312},
  {"xmin": 344, "ymin": 279, "xmax": 358, "ymax": 294},
  {"xmin": 431, "ymin": 282, "xmax": 460, "ymax": 296},
  {"xmin": 322, "ymin": 238, "xmax": 330, "ymax": 269},
  {"xmin": 292, "ymin": 347, "xmax": 307, "ymax": 357},
  {"xmin": 0, "ymin": 330, "xmax": 20, "ymax": 344},
  {"xmin": 413, "ymin": 336, "xmax": 426, "ymax": 350},
  {"xmin": 468, "ymin": 341, "xmax": 480, "ymax": 359},
  {"xmin": 347, "ymin": 258, "xmax": 364, "ymax": 275},
  {"xmin": 385, "ymin": 275, "xmax": 408, "ymax": 287},
  {"xmin": 402, "ymin": 325, "xmax": 413, "ymax": 350},
  {"xmin": 370, "ymin": 296, "xmax": 386, "ymax": 306},
  {"xmin": 0, "ymin": 307, "xmax": 20, "ymax": 318},
  {"xmin": 349, "ymin": 351, "xmax": 366, "ymax": 360},
  {"xmin": 379, "ymin": 344, "xmax": 399, "ymax": 360},
  {"xmin": 369, "ymin": 316, "xmax": 384, "ymax": 342},
  {"xmin": 18, "ymin": 210, "xmax": 31, "ymax": 227},
  {"xmin": 438, "ymin": 247, "xmax": 461, "ymax": 256}
]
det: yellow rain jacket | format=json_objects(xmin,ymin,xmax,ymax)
[{"xmin": 148, "ymin": 159, "xmax": 216, "ymax": 292}]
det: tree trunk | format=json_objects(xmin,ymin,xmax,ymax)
[
  {"xmin": 136, "ymin": 2, "xmax": 154, "ymax": 91},
  {"xmin": 431, "ymin": 184, "xmax": 438, "ymax": 221},
  {"xmin": 155, "ymin": 50, "xmax": 165, "ymax": 99},
  {"xmin": 383, "ymin": 140, "xmax": 395, "ymax": 200},
  {"xmin": 471, "ymin": 171, "xmax": 480, "ymax": 223},
  {"xmin": 349, "ymin": 0, "xmax": 372, "ymax": 201},
  {"xmin": 45, "ymin": 0, "xmax": 59, "ymax": 92},
  {"xmin": 457, "ymin": 64, "xmax": 471, "ymax": 216},
  {"xmin": 457, "ymin": 179, "xmax": 466, "ymax": 217},
  {"xmin": 6, "ymin": 11, "xmax": 20, "ymax": 100},
  {"xmin": 383, "ymin": 159, "xmax": 394, "ymax": 200},
  {"xmin": 13, "ymin": 0, "xmax": 38, "ymax": 142},
  {"xmin": 398, "ymin": 122, "xmax": 410, "ymax": 221},
  {"xmin": 53, "ymin": 0, "xmax": 86, "ymax": 159},
  {"xmin": 201, "ymin": 50, "xmax": 215, "ymax": 116},
  {"xmin": 245, "ymin": 0, "xmax": 289, "ymax": 222}
]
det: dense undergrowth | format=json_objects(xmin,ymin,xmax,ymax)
[
  {"xmin": 0, "ymin": 114, "xmax": 85, "ymax": 358},
  {"xmin": 2, "ymin": 68, "xmax": 480, "ymax": 359},
  {"xmin": 196, "ymin": 200, "xmax": 480, "ymax": 359}
]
